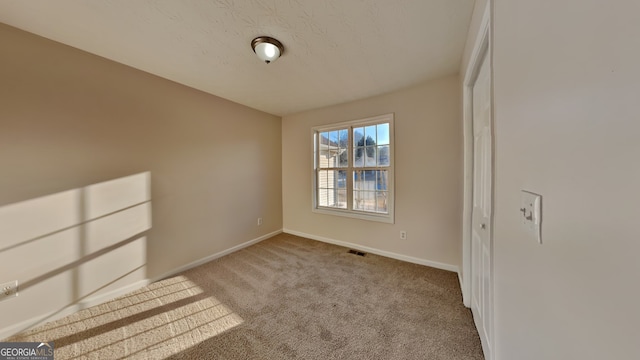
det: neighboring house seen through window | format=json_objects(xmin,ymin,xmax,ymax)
[{"xmin": 313, "ymin": 113, "xmax": 394, "ymax": 223}]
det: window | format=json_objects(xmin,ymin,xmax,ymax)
[{"xmin": 313, "ymin": 113, "xmax": 394, "ymax": 223}]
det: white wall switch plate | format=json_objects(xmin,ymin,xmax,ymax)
[{"xmin": 521, "ymin": 190, "xmax": 542, "ymax": 244}]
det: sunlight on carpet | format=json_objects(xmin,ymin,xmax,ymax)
[
  {"xmin": 10, "ymin": 276, "xmax": 243, "ymax": 359},
  {"xmin": 7, "ymin": 234, "xmax": 483, "ymax": 359}
]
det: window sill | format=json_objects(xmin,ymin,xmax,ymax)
[{"xmin": 312, "ymin": 207, "xmax": 395, "ymax": 224}]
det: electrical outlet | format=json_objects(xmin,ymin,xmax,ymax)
[
  {"xmin": 400, "ymin": 231, "xmax": 407, "ymax": 240},
  {"xmin": 257, "ymin": 217, "xmax": 263, "ymax": 226},
  {"xmin": 0, "ymin": 280, "xmax": 18, "ymax": 301}
]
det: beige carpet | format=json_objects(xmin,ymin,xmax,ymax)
[{"xmin": 6, "ymin": 233, "xmax": 484, "ymax": 359}]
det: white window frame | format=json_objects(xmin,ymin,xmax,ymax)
[{"xmin": 312, "ymin": 113, "xmax": 395, "ymax": 224}]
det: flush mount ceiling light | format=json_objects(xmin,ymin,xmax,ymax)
[{"xmin": 251, "ymin": 36, "xmax": 284, "ymax": 64}]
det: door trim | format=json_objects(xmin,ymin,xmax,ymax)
[
  {"xmin": 462, "ymin": 1, "xmax": 493, "ymax": 358},
  {"xmin": 462, "ymin": 0, "xmax": 491, "ymax": 310}
]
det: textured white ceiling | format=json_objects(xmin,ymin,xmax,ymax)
[{"xmin": 0, "ymin": 0, "xmax": 474, "ymax": 116}]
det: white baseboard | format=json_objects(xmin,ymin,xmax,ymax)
[
  {"xmin": 151, "ymin": 229, "xmax": 282, "ymax": 282},
  {"xmin": 1, "ymin": 230, "xmax": 282, "ymax": 340},
  {"xmin": 283, "ymin": 229, "xmax": 460, "ymax": 273}
]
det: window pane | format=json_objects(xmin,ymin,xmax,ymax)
[
  {"xmin": 377, "ymin": 170, "xmax": 388, "ymax": 191},
  {"xmin": 318, "ymin": 170, "xmax": 327, "ymax": 188},
  {"xmin": 377, "ymin": 123, "xmax": 390, "ymax": 145},
  {"xmin": 351, "ymin": 171, "xmax": 389, "ymax": 214},
  {"xmin": 365, "ymin": 146, "xmax": 377, "ymax": 166},
  {"xmin": 339, "ymin": 129, "xmax": 348, "ymax": 147},
  {"xmin": 318, "ymin": 170, "xmax": 336, "ymax": 189},
  {"xmin": 364, "ymin": 170, "xmax": 375, "ymax": 187},
  {"xmin": 338, "ymin": 150, "xmax": 348, "ymax": 167},
  {"xmin": 377, "ymin": 145, "xmax": 390, "ymax": 166},
  {"xmin": 353, "ymin": 127, "xmax": 379, "ymax": 167},
  {"xmin": 353, "ymin": 190, "xmax": 364, "ymax": 211},
  {"xmin": 329, "ymin": 131, "xmax": 339, "ymax": 148},
  {"xmin": 320, "ymin": 132, "xmax": 329, "ymax": 144},
  {"xmin": 318, "ymin": 132, "xmax": 329, "ymax": 168},
  {"xmin": 333, "ymin": 152, "xmax": 342, "ymax": 167},
  {"xmin": 353, "ymin": 127, "xmax": 364, "ymax": 146},
  {"xmin": 354, "ymin": 146, "xmax": 364, "ymax": 167},
  {"xmin": 318, "ymin": 188, "xmax": 328, "ymax": 207},
  {"xmin": 330, "ymin": 132, "xmax": 339, "ymax": 167},
  {"xmin": 318, "ymin": 170, "xmax": 347, "ymax": 209},
  {"xmin": 376, "ymin": 191, "xmax": 388, "ymax": 213},
  {"xmin": 355, "ymin": 146, "xmax": 377, "ymax": 167},
  {"xmin": 339, "ymin": 129, "xmax": 348, "ymax": 167},
  {"xmin": 353, "ymin": 170, "xmax": 362, "ymax": 190},
  {"xmin": 363, "ymin": 191, "xmax": 375, "ymax": 211},
  {"xmin": 365, "ymin": 125, "xmax": 377, "ymax": 143},
  {"xmin": 336, "ymin": 190, "xmax": 347, "ymax": 209},
  {"xmin": 359, "ymin": 133, "xmax": 376, "ymax": 147},
  {"xmin": 318, "ymin": 130, "xmax": 349, "ymax": 168},
  {"xmin": 353, "ymin": 129, "xmax": 362, "ymax": 166},
  {"xmin": 337, "ymin": 170, "xmax": 347, "ymax": 189}
]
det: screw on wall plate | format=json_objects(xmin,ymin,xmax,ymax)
[{"xmin": 0, "ymin": 280, "xmax": 18, "ymax": 301}]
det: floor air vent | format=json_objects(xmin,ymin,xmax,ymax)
[{"xmin": 347, "ymin": 249, "xmax": 366, "ymax": 257}]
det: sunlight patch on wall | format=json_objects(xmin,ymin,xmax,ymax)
[{"xmin": 0, "ymin": 172, "xmax": 152, "ymax": 336}]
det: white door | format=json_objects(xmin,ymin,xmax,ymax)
[{"xmin": 471, "ymin": 49, "xmax": 493, "ymax": 359}]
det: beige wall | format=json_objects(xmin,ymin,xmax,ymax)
[
  {"xmin": 282, "ymin": 75, "xmax": 462, "ymax": 269},
  {"xmin": 0, "ymin": 24, "xmax": 282, "ymax": 335},
  {"xmin": 488, "ymin": 1, "xmax": 640, "ymax": 359}
]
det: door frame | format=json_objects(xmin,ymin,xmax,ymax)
[
  {"xmin": 462, "ymin": 0, "xmax": 491, "ymax": 309},
  {"xmin": 462, "ymin": 0, "xmax": 493, "ymax": 357}
]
